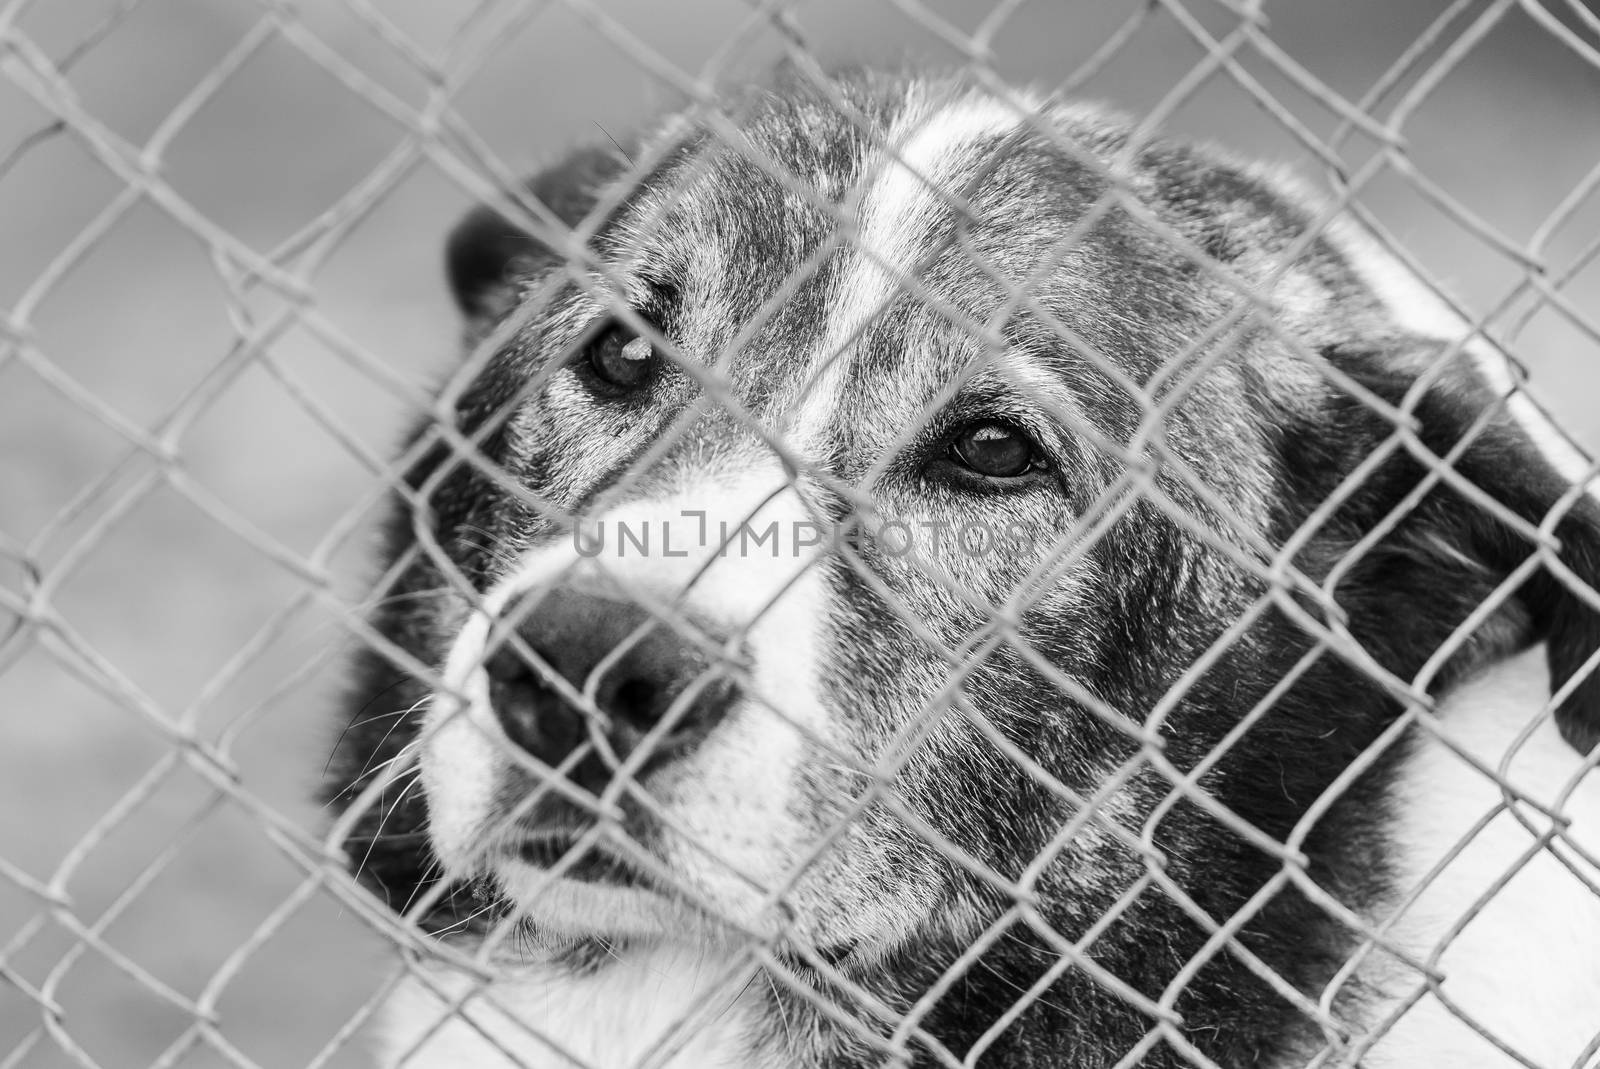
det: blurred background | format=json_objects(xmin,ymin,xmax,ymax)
[{"xmin": 2, "ymin": 1, "xmax": 1598, "ymax": 1065}]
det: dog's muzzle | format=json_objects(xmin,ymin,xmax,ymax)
[{"xmin": 484, "ymin": 588, "xmax": 740, "ymax": 794}]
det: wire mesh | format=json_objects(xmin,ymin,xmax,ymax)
[{"xmin": 4, "ymin": 1, "xmax": 1600, "ymax": 1067}]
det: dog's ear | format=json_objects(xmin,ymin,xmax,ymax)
[
  {"xmin": 1288, "ymin": 343, "xmax": 1600, "ymax": 755},
  {"xmin": 446, "ymin": 145, "xmax": 628, "ymax": 324}
]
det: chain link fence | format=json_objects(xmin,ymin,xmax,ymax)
[{"xmin": 4, "ymin": 1, "xmax": 1600, "ymax": 1067}]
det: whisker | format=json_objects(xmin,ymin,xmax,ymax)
[
  {"xmin": 457, "ymin": 524, "xmax": 525, "ymax": 573},
  {"xmin": 399, "ymin": 856, "xmax": 447, "ymax": 919},
  {"xmin": 359, "ymin": 586, "xmax": 460, "ymax": 614},
  {"xmin": 323, "ymin": 675, "xmax": 417, "ymax": 776},
  {"xmin": 350, "ymin": 698, "xmax": 429, "ymax": 782},
  {"xmin": 352, "ymin": 766, "xmax": 426, "ymax": 884},
  {"xmin": 429, "ymin": 895, "xmax": 503, "ymax": 939},
  {"xmin": 325, "ymin": 737, "xmax": 423, "ymax": 809}
]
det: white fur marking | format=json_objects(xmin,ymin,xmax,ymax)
[
  {"xmin": 1356, "ymin": 650, "xmax": 1600, "ymax": 1067},
  {"xmin": 787, "ymin": 92, "xmax": 1028, "ymax": 454},
  {"xmin": 379, "ymin": 947, "xmax": 772, "ymax": 1069}
]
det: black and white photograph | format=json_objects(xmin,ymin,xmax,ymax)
[{"xmin": 4, "ymin": 1, "xmax": 1600, "ymax": 1066}]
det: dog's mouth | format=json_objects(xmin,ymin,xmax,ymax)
[
  {"xmin": 513, "ymin": 832, "xmax": 653, "ymax": 886},
  {"xmin": 505, "ymin": 801, "xmax": 661, "ymax": 890}
]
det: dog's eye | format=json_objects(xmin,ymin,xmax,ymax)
[
  {"xmin": 949, "ymin": 422, "xmax": 1039, "ymax": 479},
  {"xmin": 583, "ymin": 321, "xmax": 656, "ymax": 393}
]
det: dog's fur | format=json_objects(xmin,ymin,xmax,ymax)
[{"xmin": 325, "ymin": 70, "xmax": 1600, "ymax": 1068}]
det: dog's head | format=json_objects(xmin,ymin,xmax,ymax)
[{"xmin": 329, "ymin": 70, "xmax": 1600, "ymax": 1022}]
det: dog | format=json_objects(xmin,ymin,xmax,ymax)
[{"xmin": 324, "ymin": 69, "xmax": 1600, "ymax": 1068}]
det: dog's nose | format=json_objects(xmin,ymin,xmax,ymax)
[{"xmin": 482, "ymin": 589, "xmax": 737, "ymax": 791}]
